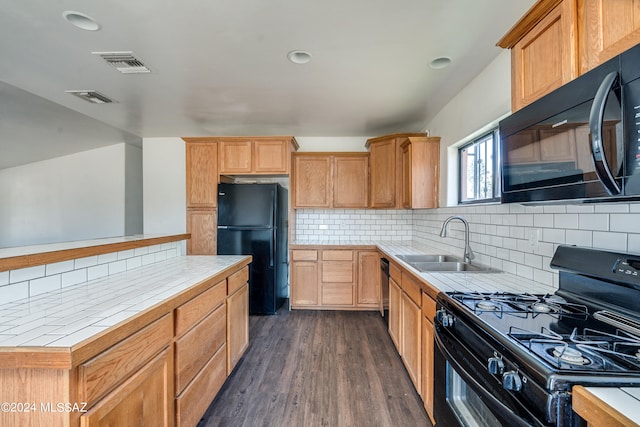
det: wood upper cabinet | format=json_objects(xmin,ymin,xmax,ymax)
[
  {"xmin": 400, "ymin": 137, "xmax": 440, "ymax": 209},
  {"xmin": 292, "ymin": 155, "xmax": 331, "ymax": 208},
  {"xmin": 368, "ymin": 137, "xmax": 398, "ymax": 208},
  {"xmin": 579, "ymin": 0, "xmax": 640, "ymax": 74},
  {"xmin": 218, "ymin": 137, "xmax": 298, "ymax": 175},
  {"xmin": 186, "ymin": 141, "xmax": 218, "ymax": 208},
  {"xmin": 500, "ymin": 0, "xmax": 640, "ymax": 111},
  {"xmin": 367, "ymin": 133, "xmax": 430, "ymax": 209},
  {"xmin": 498, "ymin": 0, "xmax": 578, "ymax": 112},
  {"xmin": 292, "ymin": 153, "xmax": 369, "ymax": 209}
]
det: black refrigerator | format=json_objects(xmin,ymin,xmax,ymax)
[{"xmin": 217, "ymin": 183, "xmax": 288, "ymax": 315}]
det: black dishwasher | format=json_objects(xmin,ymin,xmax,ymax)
[{"xmin": 380, "ymin": 257, "xmax": 389, "ymax": 323}]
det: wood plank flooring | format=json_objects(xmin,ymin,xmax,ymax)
[{"xmin": 198, "ymin": 309, "xmax": 432, "ymax": 427}]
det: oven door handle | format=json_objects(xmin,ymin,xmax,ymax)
[{"xmin": 434, "ymin": 331, "xmax": 535, "ymax": 427}]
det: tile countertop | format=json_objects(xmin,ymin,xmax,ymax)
[
  {"xmin": 0, "ymin": 255, "xmax": 250, "ymax": 349},
  {"xmin": 292, "ymin": 240, "xmax": 557, "ymax": 294}
]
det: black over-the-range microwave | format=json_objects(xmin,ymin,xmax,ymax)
[{"xmin": 499, "ymin": 43, "xmax": 640, "ymax": 203}]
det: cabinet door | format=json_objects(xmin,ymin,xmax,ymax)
[
  {"xmin": 369, "ymin": 139, "xmax": 397, "ymax": 208},
  {"xmin": 401, "ymin": 292, "xmax": 421, "ymax": 393},
  {"xmin": 186, "ymin": 143, "xmax": 217, "ymax": 208},
  {"xmin": 227, "ymin": 283, "xmax": 249, "ymax": 374},
  {"xmin": 219, "ymin": 140, "xmax": 252, "ymax": 174},
  {"xmin": 290, "ymin": 261, "xmax": 318, "ymax": 306},
  {"xmin": 253, "ymin": 140, "xmax": 289, "ymax": 173},
  {"xmin": 357, "ymin": 251, "xmax": 380, "ymax": 307},
  {"xmin": 511, "ymin": 0, "xmax": 577, "ymax": 111},
  {"xmin": 388, "ymin": 277, "xmax": 401, "ymax": 351},
  {"xmin": 580, "ymin": 0, "xmax": 640, "ymax": 73},
  {"xmin": 401, "ymin": 142, "xmax": 412, "ymax": 208},
  {"xmin": 333, "ymin": 155, "xmax": 369, "ymax": 208},
  {"xmin": 186, "ymin": 209, "xmax": 216, "ymax": 255},
  {"xmin": 421, "ymin": 315, "xmax": 435, "ymax": 424},
  {"xmin": 80, "ymin": 348, "xmax": 173, "ymax": 427},
  {"xmin": 292, "ymin": 155, "xmax": 331, "ymax": 208}
]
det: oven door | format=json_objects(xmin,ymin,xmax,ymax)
[{"xmin": 434, "ymin": 324, "xmax": 545, "ymax": 427}]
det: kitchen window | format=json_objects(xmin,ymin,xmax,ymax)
[{"xmin": 458, "ymin": 129, "xmax": 500, "ymax": 204}]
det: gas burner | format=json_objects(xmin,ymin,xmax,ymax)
[
  {"xmin": 476, "ymin": 301, "xmax": 499, "ymax": 311},
  {"xmin": 532, "ymin": 302, "xmax": 554, "ymax": 313},
  {"xmin": 545, "ymin": 295, "xmax": 567, "ymax": 305},
  {"xmin": 552, "ymin": 346, "xmax": 589, "ymax": 365}
]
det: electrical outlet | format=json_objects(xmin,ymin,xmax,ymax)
[{"xmin": 528, "ymin": 229, "xmax": 540, "ymax": 247}]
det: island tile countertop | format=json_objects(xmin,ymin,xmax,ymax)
[{"xmin": 0, "ymin": 255, "xmax": 250, "ymax": 367}]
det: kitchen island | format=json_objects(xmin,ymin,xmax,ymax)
[{"xmin": 0, "ymin": 237, "xmax": 251, "ymax": 427}]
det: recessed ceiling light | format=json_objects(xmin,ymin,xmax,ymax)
[
  {"xmin": 287, "ymin": 50, "xmax": 312, "ymax": 64},
  {"xmin": 429, "ymin": 56, "xmax": 452, "ymax": 70},
  {"xmin": 62, "ymin": 11, "xmax": 101, "ymax": 31}
]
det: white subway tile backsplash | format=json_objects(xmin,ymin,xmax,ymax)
[
  {"xmin": 108, "ymin": 260, "xmax": 127, "ymax": 275},
  {"xmin": 97, "ymin": 252, "xmax": 118, "ymax": 264},
  {"xmin": 62, "ymin": 269, "xmax": 88, "ymax": 288},
  {"xmin": 30, "ymin": 275, "xmax": 61, "ymax": 296},
  {"xmin": 592, "ymin": 231, "xmax": 627, "ymax": 252},
  {"xmin": 46, "ymin": 260, "xmax": 75, "ymax": 276},
  {"xmin": 87, "ymin": 264, "xmax": 109, "ymax": 281},
  {"xmin": 578, "ymin": 214, "xmax": 608, "ymax": 231},
  {"xmin": 0, "ymin": 272, "xmax": 8, "ymax": 286},
  {"xmin": 0, "ymin": 282, "xmax": 29, "ymax": 302},
  {"xmin": 10, "ymin": 266, "xmax": 45, "ymax": 283},
  {"xmin": 74, "ymin": 256, "xmax": 98, "ymax": 269}
]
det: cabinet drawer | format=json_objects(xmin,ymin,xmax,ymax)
[
  {"xmin": 322, "ymin": 250, "xmax": 353, "ymax": 261},
  {"xmin": 176, "ymin": 343, "xmax": 226, "ymax": 427},
  {"xmin": 175, "ymin": 279, "xmax": 226, "ymax": 337},
  {"xmin": 422, "ymin": 292, "xmax": 436, "ymax": 321},
  {"xmin": 401, "ymin": 272, "xmax": 422, "ymax": 307},
  {"xmin": 321, "ymin": 284, "xmax": 354, "ymax": 305},
  {"xmin": 228, "ymin": 266, "xmax": 248, "ymax": 295},
  {"xmin": 321, "ymin": 262, "xmax": 354, "ymax": 283},
  {"xmin": 175, "ymin": 303, "xmax": 226, "ymax": 394},
  {"xmin": 79, "ymin": 314, "xmax": 172, "ymax": 405},
  {"xmin": 291, "ymin": 250, "xmax": 318, "ymax": 261},
  {"xmin": 390, "ymin": 262, "xmax": 402, "ymax": 282}
]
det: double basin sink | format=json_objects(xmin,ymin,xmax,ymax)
[{"xmin": 396, "ymin": 254, "xmax": 492, "ymax": 273}]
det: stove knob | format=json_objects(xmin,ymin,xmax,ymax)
[
  {"xmin": 436, "ymin": 310, "xmax": 454, "ymax": 327},
  {"xmin": 487, "ymin": 357, "xmax": 504, "ymax": 375},
  {"xmin": 502, "ymin": 371, "xmax": 523, "ymax": 392}
]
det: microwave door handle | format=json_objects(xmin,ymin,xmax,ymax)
[{"xmin": 589, "ymin": 71, "xmax": 622, "ymax": 195}]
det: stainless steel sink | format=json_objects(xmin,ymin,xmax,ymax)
[
  {"xmin": 396, "ymin": 254, "xmax": 460, "ymax": 263},
  {"xmin": 409, "ymin": 261, "xmax": 489, "ymax": 272}
]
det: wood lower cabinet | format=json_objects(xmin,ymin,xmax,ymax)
[
  {"xmin": 290, "ymin": 247, "xmax": 380, "ymax": 310},
  {"xmin": 80, "ymin": 348, "xmax": 173, "ymax": 427},
  {"xmin": 400, "ymin": 273, "xmax": 421, "ymax": 394},
  {"xmin": 186, "ymin": 209, "xmax": 217, "ymax": 255},
  {"xmin": 227, "ymin": 281, "xmax": 249, "ymax": 374},
  {"xmin": 421, "ymin": 292, "xmax": 436, "ymax": 424},
  {"xmin": 357, "ymin": 251, "xmax": 381, "ymax": 308},
  {"xmin": 388, "ymin": 276, "xmax": 401, "ymax": 351},
  {"xmin": 290, "ymin": 250, "xmax": 319, "ymax": 306},
  {"xmin": 292, "ymin": 153, "xmax": 369, "ymax": 209}
]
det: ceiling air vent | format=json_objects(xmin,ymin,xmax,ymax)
[
  {"xmin": 66, "ymin": 90, "xmax": 114, "ymax": 104},
  {"xmin": 92, "ymin": 51, "xmax": 151, "ymax": 74}
]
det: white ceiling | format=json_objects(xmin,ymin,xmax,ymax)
[{"xmin": 0, "ymin": 0, "xmax": 535, "ymax": 169}]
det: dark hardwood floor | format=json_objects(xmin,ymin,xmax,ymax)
[{"xmin": 198, "ymin": 309, "xmax": 432, "ymax": 427}]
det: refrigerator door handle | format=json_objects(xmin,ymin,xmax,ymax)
[{"xmin": 269, "ymin": 228, "xmax": 275, "ymax": 267}]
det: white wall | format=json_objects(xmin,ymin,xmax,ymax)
[
  {"xmin": 425, "ymin": 50, "xmax": 513, "ymax": 205},
  {"xmin": 142, "ymin": 137, "xmax": 186, "ymax": 235},
  {"xmin": 0, "ymin": 144, "xmax": 139, "ymax": 247}
]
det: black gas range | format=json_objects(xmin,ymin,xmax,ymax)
[{"xmin": 433, "ymin": 245, "xmax": 640, "ymax": 427}]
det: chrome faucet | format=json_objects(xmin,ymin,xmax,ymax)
[{"xmin": 439, "ymin": 216, "xmax": 475, "ymax": 263}]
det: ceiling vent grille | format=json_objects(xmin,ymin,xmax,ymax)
[
  {"xmin": 66, "ymin": 90, "xmax": 114, "ymax": 104},
  {"xmin": 92, "ymin": 51, "xmax": 151, "ymax": 74}
]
